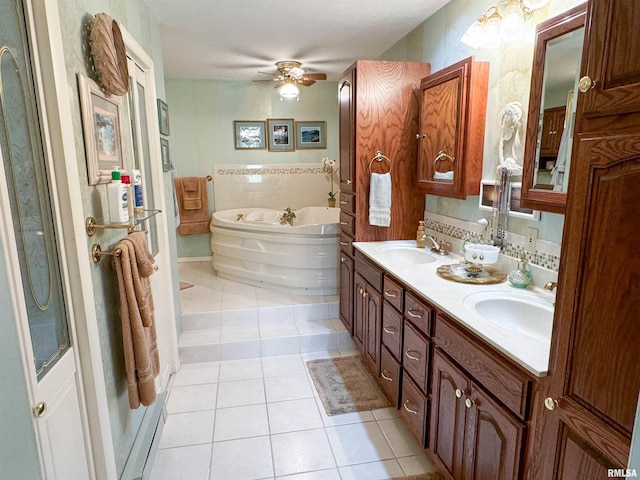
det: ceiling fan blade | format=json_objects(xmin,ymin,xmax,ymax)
[
  {"xmin": 300, "ymin": 78, "xmax": 316, "ymax": 87},
  {"xmin": 305, "ymin": 73, "xmax": 327, "ymax": 81}
]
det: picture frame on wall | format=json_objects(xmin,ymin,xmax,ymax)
[
  {"xmin": 77, "ymin": 73, "xmax": 126, "ymax": 185},
  {"xmin": 160, "ymin": 137, "xmax": 171, "ymax": 172},
  {"xmin": 157, "ymin": 99, "xmax": 170, "ymax": 136},
  {"xmin": 479, "ymin": 180, "xmax": 541, "ymax": 220},
  {"xmin": 234, "ymin": 121, "xmax": 267, "ymax": 149},
  {"xmin": 267, "ymin": 118, "xmax": 295, "ymax": 152},
  {"xmin": 295, "ymin": 121, "xmax": 326, "ymax": 149}
]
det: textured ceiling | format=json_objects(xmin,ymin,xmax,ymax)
[{"xmin": 147, "ymin": 0, "xmax": 451, "ymax": 81}]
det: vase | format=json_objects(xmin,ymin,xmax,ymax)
[{"xmin": 327, "ymin": 198, "xmax": 336, "ymax": 208}]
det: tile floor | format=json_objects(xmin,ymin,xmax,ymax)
[{"xmin": 150, "ymin": 262, "xmax": 440, "ymax": 480}]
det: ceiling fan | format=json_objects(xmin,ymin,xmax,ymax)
[{"xmin": 259, "ymin": 61, "xmax": 327, "ymax": 99}]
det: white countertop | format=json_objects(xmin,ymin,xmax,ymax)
[{"xmin": 353, "ymin": 240, "xmax": 553, "ymax": 377}]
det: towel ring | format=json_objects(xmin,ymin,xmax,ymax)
[
  {"xmin": 369, "ymin": 151, "xmax": 391, "ymax": 174},
  {"xmin": 434, "ymin": 150, "xmax": 455, "ymax": 171}
]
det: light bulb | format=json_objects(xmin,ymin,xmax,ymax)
[
  {"xmin": 279, "ymin": 79, "xmax": 299, "ymax": 99},
  {"xmin": 481, "ymin": 10, "xmax": 502, "ymax": 49},
  {"xmin": 500, "ymin": 0, "xmax": 525, "ymax": 38},
  {"xmin": 461, "ymin": 19, "xmax": 485, "ymax": 49}
]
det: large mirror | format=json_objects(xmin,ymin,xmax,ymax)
[{"xmin": 521, "ymin": 4, "xmax": 586, "ymax": 214}]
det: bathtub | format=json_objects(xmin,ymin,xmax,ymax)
[{"xmin": 210, "ymin": 207, "xmax": 340, "ymax": 295}]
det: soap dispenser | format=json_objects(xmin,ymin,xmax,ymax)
[
  {"xmin": 508, "ymin": 253, "xmax": 533, "ymax": 288},
  {"xmin": 416, "ymin": 220, "xmax": 426, "ymax": 248}
]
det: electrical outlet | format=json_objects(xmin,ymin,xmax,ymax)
[{"xmin": 527, "ymin": 227, "xmax": 538, "ymax": 251}]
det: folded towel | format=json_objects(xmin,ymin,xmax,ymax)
[
  {"xmin": 369, "ymin": 172, "xmax": 391, "ymax": 227},
  {"xmin": 174, "ymin": 176, "xmax": 210, "ymax": 235}
]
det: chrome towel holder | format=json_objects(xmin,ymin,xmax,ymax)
[{"xmin": 368, "ymin": 151, "xmax": 391, "ymax": 174}]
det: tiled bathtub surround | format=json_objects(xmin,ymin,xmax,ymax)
[
  {"xmin": 213, "ymin": 163, "xmax": 337, "ymax": 211},
  {"xmin": 424, "ymin": 211, "xmax": 561, "ymax": 275}
]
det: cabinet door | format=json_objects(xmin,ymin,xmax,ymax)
[
  {"xmin": 339, "ymin": 253, "xmax": 354, "ymax": 334},
  {"xmin": 363, "ymin": 284, "xmax": 382, "ymax": 375},
  {"xmin": 539, "ymin": 106, "xmax": 566, "ymax": 156},
  {"xmin": 463, "ymin": 384, "xmax": 525, "ymax": 480},
  {"xmin": 353, "ymin": 273, "xmax": 367, "ymax": 353},
  {"xmin": 431, "ymin": 350, "xmax": 468, "ymax": 480},
  {"xmin": 338, "ymin": 66, "xmax": 355, "ymax": 193},
  {"xmin": 579, "ymin": 1, "xmax": 640, "ymax": 118}
]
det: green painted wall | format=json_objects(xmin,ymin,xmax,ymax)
[
  {"xmin": 165, "ymin": 78, "xmax": 339, "ymax": 258},
  {"xmin": 379, "ymin": 0, "xmax": 585, "ymax": 244}
]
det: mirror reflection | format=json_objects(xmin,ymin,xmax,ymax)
[{"xmin": 534, "ymin": 26, "xmax": 584, "ymax": 192}]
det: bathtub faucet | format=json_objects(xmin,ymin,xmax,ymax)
[{"xmin": 280, "ymin": 207, "xmax": 296, "ymax": 226}]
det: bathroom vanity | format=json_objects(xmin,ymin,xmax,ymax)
[{"xmin": 350, "ymin": 241, "xmax": 550, "ymax": 480}]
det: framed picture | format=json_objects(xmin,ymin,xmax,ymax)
[
  {"xmin": 479, "ymin": 180, "xmax": 541, "ymax": 220},
  {"xmin": 77, "ymin": 73, "xmax": 125, "ymax": 185},
  {"xmin": 295, "ymin": 121, "xmax": 326, "ymax": 149},
  {"xmin": 234, "ymin": 121, "xmax": 267, "ymax": 149},
  {"xmin": 157, "ymin": 99, "xmax": 170, "ymax": 136},
  {"xmin": 267, "ymin": 118, "xmax": 295, "ymax": 151},
  {"xmin": 160, "ymin": 137, "xmax": 171, "ymax": 172}
]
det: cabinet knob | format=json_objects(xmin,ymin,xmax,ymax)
[
  {"xmin": 346, "ymin": 179, "xmax": 352, "ymax": 185},
  {"xmin": 359, "ymin": 288, "xmax": 363, "ymax": 295},
  {"xmin": 544, "ymin": 397, "xmax": 559, "ymax": 411},
  {"xmin": 465, "ymin": 398, "xmax": 474, "ymax": 409},
  {"xmin": 578, "ymin": 76, "xmax": 595, "ymax": 93},
  {"xmin": 33, "ymin": 401, "xmax": 47, "ymax": 418},
  {"xmin": 416, "ymin": 133, "xmax": 427, "ymax": 140},
  {"xmin": 340, "ymin": 241, "xmax": 349, "ymax": 246},
  {"xmin": 455, "ymin": 388, "xmax": 463, "ymax": 399},
  {"xmin": 341, "ymin": 257, "xmax": 345, "ymax": 263}
]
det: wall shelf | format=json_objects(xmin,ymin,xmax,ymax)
[{"xmin": 85, "ymin": 210, "xmax": 161, "ymax": 237}]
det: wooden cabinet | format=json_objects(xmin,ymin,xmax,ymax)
[
  {"xmin": 431, "ymin": 319, "xmax": 528, "ymax": 480},
  {"xmin": 539, "ymin": 106, "xmax": 566, "ymax": 156},
  {"xmin": 526, "ymin": 2, "xmax": 640, "ymax": 478},
  {"xmin": 353, "ymin": 254, "xmax": 383, "ymax": 374},
  {"xmin": 417, "ymin": 56, "xmax": 489, "ymax": 199},
  {"xmin": 338, "ymin": 253, "xmax": 354, "ymax": 334}
]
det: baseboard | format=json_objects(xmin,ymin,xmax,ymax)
[
  {"xmin": 177, "ymin": 256, "xmax": 212, "ymax": 263},
  {"xmin": 120, "ymin": 391, "xmax": 167, "ymax": 480}
]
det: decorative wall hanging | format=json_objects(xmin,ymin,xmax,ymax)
[
  {"xmin": 267, "ymin": 118, "xmax": 295, "ymax": 151},
  {"xmin": 160, "ymin": 138, "xmax": 171, "ymax": 172},
  {"xmin": 157, "ymin": 99, "xmax": 170, "ymax": 136},
  {"xmin": 497, "ymin": 101, "xmax": 524, "ymax": 174},
  {"xmin": 295, "ymin": 121, "xmax": 326, "ymax": 149},
  {"xmin": 89, "ymin": 13, "xmax": 129, "ymax": 96},
  {"xmin": 77, "ymin": 73, "xmax": 125, "ymax": 185},
  {"xmin": 234, "ymin": 121, "xmax": 266, "ymax": 149}
]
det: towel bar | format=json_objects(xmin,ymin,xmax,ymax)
[{"xmin": 91, "ymin": 244, "xmax": 121, "ymax": 263}]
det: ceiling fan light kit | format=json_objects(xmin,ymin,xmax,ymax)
[
  {"xmin": 279, "ymin": 78, "xmax": 300, "ymax": 100},
  {"xmin": 258, "ymin": 60, "xmax": 327, "ymax": 101}
]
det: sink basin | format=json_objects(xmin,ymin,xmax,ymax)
[
  {"xmin": 378, "ymin": 245, "xmax": 437, "ymax": 264},
  {"xmin": 462, "ymin": 291, "xmax": 554, "ymax": 341}
]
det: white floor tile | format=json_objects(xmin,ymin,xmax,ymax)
[
  {"xmin": 182, "ymin": 312, "xmax": 222, "ymax": 331},
  {"xmin": 216, "ymin": 378, "xmax": 266, "ymax": 408},
  {"xmin": 377, "ymin": 417, "xmax": 426, "ymax": 458},
  {"xmin": 220, "ymin": 340, "xmax": 261, "ymax": 361},
  {"xmin": 261, "ymin": 337, "xmax": 300, "ymax": 357},
  {"xmin": 219, "ymin": 326, "xmax": 261, "ymax": 342},
  {"xmin": 210, "ymin": 436, "xmax": 273, "ymax": 480},
  {"xmin": 267, "ymin": 398, "xmax": 323, "ymax": 434},
  {"xmin": 167, "ymin": 384, "xmax": 218, "ymax": 414},
  {"xmin": 172, "ymin": 362, "xmax": 220, "ymax": 387},
  {"xmin": 339, "ymin": 459, "xmax": 405, "ymax": 480},
  {"xmin": 397, "ymin": 453, "xmax": 441, "ymax": 476},
  {"xmin": 371, "ymin": 407, "xmax": 400, "ymax": 421},
  {"xmin": 271, "ymin": 429, "xmax": 337, "ymax": 477},
  {"xmin": 264, "ymin": 374, "xmax": 313, "ymax": 402},
  {"xmin": 294, "ymin": 318, "xmax": 336, "ymax": 335},
  {"xmin": 151, "ymin": 443, "xmax": 211, "ymax": 480},
  {"xmin": 218, "ymin": 358, "xmax": 263, "ymax": 383},
  {"xmin": 213, "ymin": 404, "xmax": 269, "ymax": 442},
  {"xmin": 159, "ymin": 410, "xmax": 215, "ymax": 449},
  {"xmin": 262, "ymin": 355, "xmax": 306, "ymax": 377},
  {"xmin": 276, "ymin": 469, "xmax": 341, "ymax": 480},
  {"xmin": 258, "ymin": 305, "xmax": 295, "ymax": 324},
  {"xmin": 220, "ymin": 309, "xmax": 259, "ymax": 328},
  {"xmin": 325, "ymin": 422, "xmax": 395, "ymax": 466},
  {"xmin": 180, "ymin": 328, "xmax": 221, "ymax": 347}
]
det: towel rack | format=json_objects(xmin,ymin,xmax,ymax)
[
  {"xmin": 91, "ymin": 244, "xmax": 122, "ymax": 263},
  {"xmin": 368, "ymin": 151, "xmax": 391, "ymax": 174},
  {"xmin": 206, "ymin": 175, "xmax": 212, "ymax": 181}
]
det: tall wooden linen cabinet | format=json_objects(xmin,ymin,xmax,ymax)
[
  {"xmin": 337, "ymin": 60, "xmax": 430, "ymax": 335},
  {"xmin": 526, "ymin": 0, "xmax": 640, "ymax": 478}
]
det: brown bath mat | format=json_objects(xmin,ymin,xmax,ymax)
[
  {"xmin": 391, "ymin": 474, "xmax": 444, "ymax": 480},
  {"xmin": 306, "ymin": 355, "xmax": 392, "ymax": 415}
]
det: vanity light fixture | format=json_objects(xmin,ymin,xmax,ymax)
[
  {"xmin": 461, "ymin": 0, "xmax": 549, "ymax": 49},
  {"xmin": 278, "ymin": 77, "xmax": 300, "ymax": 101}
]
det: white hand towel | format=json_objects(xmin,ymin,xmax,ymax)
[{"xmin": 369, "ymin": 172, "xmax": 392, "ymax": 227}]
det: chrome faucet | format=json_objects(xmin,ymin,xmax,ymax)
[
  {"xmin": 544, "ymin": 281, "xmax": 558, "ymax": 292},
  {"xmin": 426, "ymin": 236, "xmax": 449, "ymax": 255},
  {"xmin": 280, "ymin": 207, "xmax": 296, "ymax": 226}
]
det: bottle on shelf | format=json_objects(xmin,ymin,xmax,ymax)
[
  {"xmin": 107, "ymin": 166, "xmax": 129, "ymax": 223},
  {"xmin": 132, "ymin": 169, "xmax": 144, "ymax": 215},
  {"xmin": 121, "ymin": 173, "xmax": 134, "ymax": 221}
]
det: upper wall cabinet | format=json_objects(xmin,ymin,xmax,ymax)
[
  {"xmin": 521, "ymin": 4, "xmax": 586, "ymax": 214},
  {"xmin": 416, "ymin": 56, "xmax": 489, "ymax": 199}
]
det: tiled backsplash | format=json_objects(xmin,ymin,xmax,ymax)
[
  {"xmin": 424, "ymin": 212, "xmax": 562, "ymax": 273},
  {"xmin": 213, "ymin": 163, "xmax": 336, "ymax": 211}
]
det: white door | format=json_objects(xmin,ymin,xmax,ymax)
[
  {"xmin": 124, "ymin": 52, "xmax": 176, "ymax": 390},
  {"xmin": 0, "ymin": 2, "xmax": 92, "ymax": 478}
]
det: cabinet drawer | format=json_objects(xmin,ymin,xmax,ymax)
[
  {"xmin": 382, "ymin": 302, "xmax": 403, "ymax": 361},
  {"xmin": 379, "ymin": 346, "xmax": 401, "ymax": 408},
  {"xmin": 435, "ymin": 314, "xmax": 533, "ymax": 420},
  {"xmin": 383, "ymin": 276, "xmax": 404, "ymax": 312},
  {"xmin": 339, "ymin": 192, "xmax": 355, "ymax": 215},
  {"xmin": 340, "ymin": 233, "xmax": 354, "ymax": 257},
  {"xmin": 400, "ymin": 372, "xmax": 428, "ymax": 448},
  {"xmin": 404, "ymin": 291, "xmax": 433, "ymax": 337},
  {"xmin": 340, "ymin": 211, "xmax": 355, "ymax": 237},
  {"xmin": 403, "ymin": 321, "xmax": 431, "ymax": 393},
  {"xmin": 355, "ymin": 253, "xmax": 383, "ymax": 292}
]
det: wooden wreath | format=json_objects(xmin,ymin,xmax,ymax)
[{"xmin": 90, "ymin": 13, "xmax": 129, "ymax": 96}]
